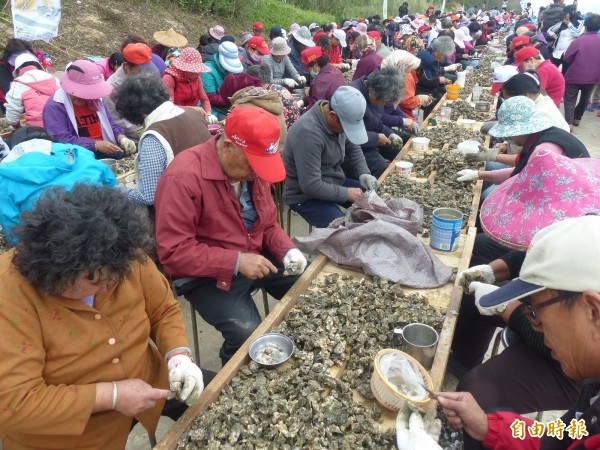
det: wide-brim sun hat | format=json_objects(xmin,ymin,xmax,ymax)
[
  {"xmin": 209, "ymin": 25, "xmax": 225, "ymax": 41},
  {"xmin": 270, "ymin": 37, "xmax": 291, "ymax": 56},
  {"xmin": 172, "ymin": 47, "xmax": 211, "ymax": 74},
  {"xmin": 153, "ymin": 29, "xmax": 188, "ymax": 47},
  {"xmin": 218, "ymin": 41, "xmax": 243, "ymax": 73},
  {"xmin": 292, "ymin": 26, "xmax": 315, "ymax": 47},
  {"xmin": 60, "ymin": 59, "xmax": 113, "ymax": 100},
  {"xmin": 480, "ymin": 149, "xmax": 600, "ymax": 251},
  {"xmin": 12, "ymin": 53, "xmax": 39, "ymax": 77},
  {"xmin": 489, "ymin": 96, "xmax": 552, "ymax": 138}
]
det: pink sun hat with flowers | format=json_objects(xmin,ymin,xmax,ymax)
[
  {"xmin": 172, "ymin": 47, "xmax": 211, "ymax": 74},
  {"xmin": 480, "ymin": 149, "xmax": 600, "ymax": 251},
  {"xmin": 60, "ymin": 59, "xmax": 113, "ymax": 99}
]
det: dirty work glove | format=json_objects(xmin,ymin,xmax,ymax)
[
  {"xmin": 417, "ymin": 94, "xmax": 433, "ymax": 106},
  {"xmin": 465, "ymin": 144, "xmax": 499, "ymax": 163},
  {"xmin": 413, "ymin": 121, "xmax": 421, "ymax": 134},
  {"xmin": 119, "ymin": 137, "xmax": 137, "ymax": 156},
  {"xmin": 456, "ymin": 169, "xmax": 479, "ymax": 182},
  {"xmin": 205, "ymin": 114, "xmax": 218, "ymax": 124},
  {"xmin": 297, "ymin": 76, "xmax": 306, "ymax": 84},
  {"xmin": 282, "ymin": 248, "xmax": 307, "ymax": 275},
  {"xmin": 445, "ymin": 63, "xmax": 461, "ymax": 72},
  {"xmin": 167, "ymin": 354, "xmax": 204, "ymax": 405},
  {"xmin": 470, "ymin": 282, "xmax": 504, "ymax": 316},
  {"xmin": 397, "ymin": 406, "xmax": 443, "ymax": 450},
  {"xmin": 296, "ymin": 99, "xmax": 304, "ymax": 108},
  {"xmin": 458, "ymin": 264, "xmax": 495, "ymax": 293},
  {"xmin": 403, "ymin": 118, "xmax": 414, "ymax": 128},
  {"xmin": 389, "ymin": 133, "xmax": 403, "ymax": 145},
  {"xmin": 282, "ymin": 78, "xmax": 298, "ymax": 88},
  {"xmin": 341, "ymin": 63, "xmax": 351, "ymax": 70},
  {"xmin": 359, "ymin": 173, "xmax": 378, "ymax": 190}
]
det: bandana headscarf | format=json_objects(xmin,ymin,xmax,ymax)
[
  {"xmin": 402, "ymin": 36, "xmax": 425, "ymax": 56},
  {"xmin": 381, "ymin": 50, "xmax": 421, "ymax": 73},
  {"xmin": 356, "ymin": 35, "xmax": 377, "ymax": 57}
]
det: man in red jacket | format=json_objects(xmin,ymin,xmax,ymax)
[
  {"xmin": 515, "ymin": 46, "xmax": 565, "ymax": 108},
  {"xmin": 437, "ymin": 216, "xmax": 600, "ymax": 450},
  {"xmin": 154, "ymin": 107, "xmax": 307, "ymax": 364}
]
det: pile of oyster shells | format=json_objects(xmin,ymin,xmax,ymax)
[
  {"xmin": 418, "ymin": 122, "xmax": 483, "ymax": 149},
  {"xmin": 116, "ymin": 156, "xmax": 135, "ymax": 176},
  {"xmin": 181, "ymin": 274, "xmax": 450, "ymax": 449},
  {"xmin": 449, "ymin": 100, "xmax": 490, "ymax": 122}
]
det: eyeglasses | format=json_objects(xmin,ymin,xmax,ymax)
[{"xmin": 522, "ymin": 292, "xmax": 576, "ymax": 327}]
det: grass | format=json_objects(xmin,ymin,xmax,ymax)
[{"xmin": 244, "ymin": 0, "xmax": 336, "ymax": 29}]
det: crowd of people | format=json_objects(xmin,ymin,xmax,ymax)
[{"xmin": 0, "ymin": 1, "xmax": 599, "ymax": 449}]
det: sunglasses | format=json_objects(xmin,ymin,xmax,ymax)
[{"xmin": 522, "ymin": 292, "xmax": 578, "ymax": 327}]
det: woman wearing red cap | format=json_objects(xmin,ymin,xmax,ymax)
[{"xmin": 300, "ymin": 46, "xmax": 346, "ymax": 110}]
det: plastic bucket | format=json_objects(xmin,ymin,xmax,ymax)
[
  {"xmin": 446, "ymin": 84, "xmax": 461, "ymax": 100},
  {"xmin": 395, "ymin": 161, "xmax": 413, "ymax": 178},
  {"xmin": 412, "ymin": 137, "xmax": 430, "ymax": 152},
  {"xmin": 430, "ymin": 207, "xmax": 463, "ymax": 252},
  {"xmin": 455, "ymin": 71, "xmax": 466, "ymax": 87}
]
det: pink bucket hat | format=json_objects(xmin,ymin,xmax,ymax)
[
  {"xmin": 480, "ymin": 149, "xmax": 600, "ymax": 251},
  {"xmin": 172, "ymin": 47, "xmax": 211, "ymax": 74},
  {"xmin": 209, "ymin": 25, "xmax": 225, "ymax": 41},
  {"xmin": 60, "ymin": 59, "xmax": 113, "ymax": 100}
]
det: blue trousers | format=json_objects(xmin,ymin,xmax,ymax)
[{"xmin": 288, "ymin": 179, "xmax": 363, "ymax": 228}]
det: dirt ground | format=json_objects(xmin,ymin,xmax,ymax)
[{"xmin": 0, "ymin": 0, "xmax": 245, "ymax": 69}]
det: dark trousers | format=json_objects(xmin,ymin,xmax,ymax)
[
  {"xmin": 289, "ymin": 178, "xmax": 363, "ymax": 228},
  {"xmin": 179, "ymin": 268, "xmax": 300, "ymax": 364},
  {"xmin": 460, "ymin": 343, "xmax": 580, "ymax": 450},
  {"xmin": 564, "ymin": 83, "xmax": 596, "ymax": 124},
  {"xmin": 341, "ymin": 148, "xmax": 388, "ymax": 180}
]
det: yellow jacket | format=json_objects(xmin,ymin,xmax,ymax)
[{"xmin": 0, "ymin": 250, "xmax": 189, "ymax": 449}]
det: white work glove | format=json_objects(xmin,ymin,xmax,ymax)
[
  {"xmin": 283, "ymin": 78, "xmax": 298, "ymax": 88},
  {"xmin": 397, "ymin": 407, "xmax": 443, "ymax": 450},
  {"xmin": 403, "ymin": 118, "xmax": 414, "ymax": 128},
  {"xmin": 351, "ymin": 59, "xmax": 358, "ymax": 70},
  {"xmin": 296, "ymin": 99, "xmax": 304, "ymax": 108},
  {"xmin": 456, "ymin": 169, "xmax": 479, "ymax": 182},
  {"xmin": 167, "ymin": 354, "xmax": 204, "ymax": 405},
  {"xmin": 389, "ymin": 133, "xmax": 403, "ymax": 145},
  {"xmin": 297, "ymin": 76, "xmax": 306, "ymax": 84},
  {"xmin": 205, "ymin": 114, "xmax": 218, "ymax": 124},
  {"xmin": 469, "ymin": 281, "xmax": 504, "ymax": 316},
  {"xmin": 458, "ymin": 264, "xmax": 496, "ymax": 293},
  {"xmin": 417, "ymin": 94, "xmax": 433, "ymax": 106},
  {"xmin": 359, "ymin": 173, "xmax": 378, "ymax": 190},
  {"xmin": 341, "ymin": 63, "xmax": 351, "ymax": 70},
  {"xmin": 465, "ymin": 145, "xmax": 500, "ymax": 163},
  {"xmin": 413, "ymin": 121, "xmax": 421, "ymax": 134},
  {"xmin": 119, "ymin": 137, "xmax": 137, "ymax": 156},
  {"xmin": 446, "ymin": 63, "xmax": 461, "ymax": 72},
  {"xmin": 282, "ymin": 248, "xmax": 307, "ymax": 275}
]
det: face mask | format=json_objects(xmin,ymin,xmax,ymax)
[
  {"xmin": 249, "ymin": 51, "xmax": 263, "ymax": 63},
  {"xmin": 310, "ymin": 70, "xmax": 319, "ymax": 78}
]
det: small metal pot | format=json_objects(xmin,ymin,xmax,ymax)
[{"xmin": 475, "ymin": 101, "xmax": 492, "ymax": 112}]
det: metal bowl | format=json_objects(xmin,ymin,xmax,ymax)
[
  {"xmin": 475, "ymin": 101, "xmax": 492, "ymax": 112},
  {"xmin": 99, "ymin": 158, "xmax": 118, "ymax": 176},
  {"xmin": 249, "ymin": 333, "xmax": 294, "ymax": 368}
]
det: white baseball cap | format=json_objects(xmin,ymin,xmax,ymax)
[
  {"xmin": 480, "ymin": 216, "xmax": 600, "ymax": 308},
  {"xmin": 332, "ymin": 29, "xmax": 347, "ymax": 48}
]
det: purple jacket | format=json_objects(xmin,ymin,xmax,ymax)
[
  {"xmin": 352, "ymin": 51, "xmax": 383, "ymax": 81},
  {"xmin": 382, "ymin": 104, "xmax": 408, "ymax": 128},
  {"xmin": 351, "ymin": 76, "xmax": 393, "ymax": 149},
  {"xmin": 562, "ymin": 32, "xmax": 600, "ymax": 84},
  {"xmin": 43, "ymin": 89, "xmax": 124, "ymax": 156},
  {"xmin": 304, "ymin": 64, "xmax": 347, "ymax": 110}
]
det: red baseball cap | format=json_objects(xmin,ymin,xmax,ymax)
[
  {"xmin": 301, "ymin": 46, "xmax": 323, "ymax": 65},
  {"xmin": 122, "ymin": 43, "xmax": 152, "ymax": 64},
  {"xmin": 418, "ymin": 25, "xmax": 430, "ymax": 34},
  {"xmin": 247, "ymin": 36, "xmax": 270, "ymax": 55},
  {"xmin": 367, "ymin": 30, "xmax": 381, "ymax": 40},
  {"xmin": 524, "ymin": 23, "xmax": 536, "ymax": 31},
  {"xmin": 451, "ymin": 15, "xmax": 461, "ymax": 21},
  {"xmin": 515, "ymin": 46, "xmax": 540, "ymax": 66},
  {"xmin": 224, "ymin": 107, "xmax": 285, "ymax": 183},
  {"xmin": 511, "ymin": 35, "xmax": 531, "ymax": 49},
  {"xmin": 253, "ymin": 21, "xmax": 264, "ymax": 31}
]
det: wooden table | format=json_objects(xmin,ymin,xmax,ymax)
[{"xmin": 156, "ymin": 92, "xmax": 493, "ymax": 449}]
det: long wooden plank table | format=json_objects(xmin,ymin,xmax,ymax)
[{"xmin": 156, "ymin": 90, "xmax": 494, "ymax": 449}]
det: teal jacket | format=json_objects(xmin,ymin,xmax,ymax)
[
  {"xmin": 201, "ymin": 55, "xmax": 230, "ymax": 116},
  {"xmin": 0, "ymin": 143, "xmax": 116, "ymax": 243}
]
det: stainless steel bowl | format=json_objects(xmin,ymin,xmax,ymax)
[
  {"xmin": 249, "ymin": 333, "xmax": 294, "ymax": 368},
  {"xmin": 475, "ymin": 101, "xmax": 492, "ymax": 112},
  {"xmin": 99, "ymin": 158, "xmax": 118, "ymax": 176}
]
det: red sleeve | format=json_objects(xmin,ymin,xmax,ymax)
[
  {"xmin": 162, "ymin": 74, "xmax": 175, "ymax": 101},
  {"xmin": 154, "ymin": 174, "xmax": 238, "ymax": 290},
  {"xmin": 483, "ymin": 412, "xmax": 540, "ymax": 450},
  {"xmin": 197, "ymin": 79, "xmax": 212, "ymax": 114},
  {"xmin": 329, "ymin": 47, "xmax": 342, "ymax": 64}
]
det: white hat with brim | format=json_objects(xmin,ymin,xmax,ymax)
[
  {"xmin": 479, "ymin": 216, "xmax": 600, "ymax": 308},
  {"xmin": 489, "ymin": 96, "xmax": 552, "ymax": 138},
  {"xmin": 218, "ymin": 41, "xmax": 243, "ymax": 73},
  {"xmin": 332, "ymin": 30, "xmax": 347, "ymax": 48},
  {"xmin": 292, "ymin": 26, "xmax": 315, "ymax": 48},
  {"xmin": 13, "ymin": 53, "xmax": 39, "ymax": 77}
]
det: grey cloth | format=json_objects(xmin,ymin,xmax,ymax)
[
  {"xmin": 262, "ymin": 54, "xmax": 301, "ymax": 85},
  {"xmin": 106, "ymin": 67, "xmax": 143, "ymax": 141},
  {"xmin": 283, "ymin": 100, "xmax": 370, "ymax": 205},
  {"xmin": 293, "ymin": 191, "xmax": 453, "ymax": 288}
]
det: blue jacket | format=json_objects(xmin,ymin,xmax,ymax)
[{"xmin": 0, "ymin": 143, "xmax": 116, "ymax": 243}]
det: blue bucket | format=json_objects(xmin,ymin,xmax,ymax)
[{"xmin": 430, "ymin": 208, "xmax": 463, "ymax": 252}]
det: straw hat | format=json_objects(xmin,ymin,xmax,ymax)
[
  {"xmin": 270, "ymin": 37, "xmax": 291, "ymax": 56},
  {"xmin": 153, "ymin": 28, "xmax": 188, "ymax": 47}
]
